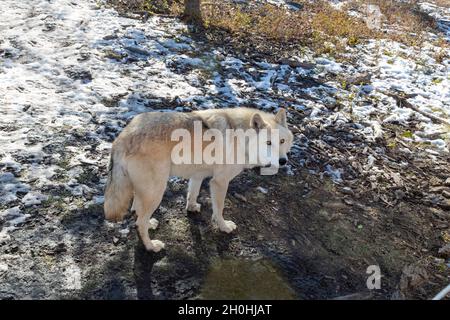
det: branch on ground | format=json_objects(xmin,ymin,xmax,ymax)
[{"xmin": 383, "ymin": 90, "xmax": 450, "ymax": 126}]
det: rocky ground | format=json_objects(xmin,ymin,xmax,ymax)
[{"xmin": 0, "ymin": 0, "xmax": 449, "ymax": 299}]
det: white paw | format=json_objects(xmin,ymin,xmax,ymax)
[
  {"xmin": 219, "ymin": 220, "xmax": 237, "ymax": 233},
  {"xmin": 186, "ymin": 202, "xmax": 201, "ymax": 213},
  {"xmin": 146, "ymin": 240, "xmax": 165, "ymax": 252},
  {"xmin": 149, "ymin": 218, "xmax": 159, "ymax": 230}
]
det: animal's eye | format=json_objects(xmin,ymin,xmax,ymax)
[
  {"xmin": 266, "ymin": 141, "xmax": 272, "ymax": 145},
  {"xmin": 280, "ymin": 139, "xmax": 285, "ymax": 144}
]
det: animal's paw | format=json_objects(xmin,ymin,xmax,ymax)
[
  {"xmin": 149, "ymin": 218, "xmax": 159, "ymax": 230},
  {"xmin": 146, "ymin": 240, "xmax": 165, "ymax": 252},
  {"xmin": 219, "ymin": 220, "xmax": 237, "ymax": 233},
  {"xmin": 185, "ymin": 202, "xmax": 201, "ymax": 213}
]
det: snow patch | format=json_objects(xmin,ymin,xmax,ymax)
[{"xmin": 22, "ymin": 192, "xmax": 48, "ymax": 206}]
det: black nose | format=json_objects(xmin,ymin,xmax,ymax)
[{"xmin": 279, "ymin": 158, "xmax": 287, "ymax": 166}]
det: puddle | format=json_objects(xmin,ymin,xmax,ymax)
[{"xmin": 200, "ymin": 258, "xmax": 297, "ymax": 299}]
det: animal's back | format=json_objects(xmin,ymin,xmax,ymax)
[
  {"xmin": 121, "ymin": 111, "xmax": 199, "ymax": 141},
  {"xmin": 194, "ymin": 107, "xmax": 276, "ymax": 130}
]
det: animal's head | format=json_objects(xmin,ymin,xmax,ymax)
[{"xmin": 250, "ymin": 109, "xmax": 294, "ymax": 171}]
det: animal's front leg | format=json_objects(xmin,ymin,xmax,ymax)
[
  {"xmin": 210, "ymin": 177, "xmax": 236, "ymax": 233},
  {"xmin": 185, "ymin": 177, "xmax": 203, "ymax": 213}
]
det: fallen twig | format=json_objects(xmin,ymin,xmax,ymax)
[{"xmin": 382, "ymin": 90, "xmax": 450, "ymax": 126}]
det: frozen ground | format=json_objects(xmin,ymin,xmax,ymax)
[{"xmin": 0, "ymin": 0, "xmax": 449, "ymax": 299}]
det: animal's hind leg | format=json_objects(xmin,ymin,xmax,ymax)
[
  {"xmin": 128, "ymin": 158, "xmax": 169, "ymax": 252},
  {"xmin": 135, "ymin": 196, "xmax": 165, "ymax": 252},
  {"xmin": 185, "ymin": 177, "xmax": 203, "ymax": 213},
  {"xmin": 131, "ymin": 196, "xmax": 158, "ymax": 230}
]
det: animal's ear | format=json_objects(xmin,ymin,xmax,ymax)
[
  {"xmin": 275, "ymin": 108, "xmax": 287, "ymax": 127},
  {"xmin": 250, "ymin": 113, "xmax": 266, "ymax": 131}
]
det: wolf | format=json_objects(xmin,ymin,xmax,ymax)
[{"xmin": 104, "ymin": 107, "xmax": 294, "ymax": 252}]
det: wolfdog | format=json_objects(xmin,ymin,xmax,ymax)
[{"xmin": 104, "ymin": 108, "xmax": 293, "ymax": 252}]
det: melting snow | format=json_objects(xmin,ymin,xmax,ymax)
[
  {"xmin": 21, "ymin": 192, "xmax": 48, "ymax": 207},
  {"xmin": 0, "ymin": 206, "xmax": 30, "ymax": 243},
  {"xmin": 0, "ymin": 0, "xmax": 449, "ymax": 241}
]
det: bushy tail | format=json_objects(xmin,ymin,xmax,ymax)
[{"xmin": 104, "ymin": 148, "xmax": 133, "ymax": 222}]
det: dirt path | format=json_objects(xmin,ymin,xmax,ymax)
[{"xmin": 0, "ymin": 0, "xmax": 449, "ymax": 299}]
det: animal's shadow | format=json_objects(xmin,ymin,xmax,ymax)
[{"xmin": 133, "ymin": 236, "xmax": 165, "ymax": 300}]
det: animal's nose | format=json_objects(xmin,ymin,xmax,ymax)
[{"xmin": 279, "ymin": 158, "xmax": 287, "ymax": 166}]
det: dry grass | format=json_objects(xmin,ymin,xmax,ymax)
[
  {"xmin": 433, "ymin": 37, "xmax": 450, "ymax": 63},
  {"xmin": 141, "ymin": 0, "xmax": 183, "ymax": 14},
  {"xmin": 108, "ymin": 0, "xmax": 183, "ymax": 14},
  {"xmin": 347, "ymin": 0, "xmax": 437, "ymax": 45},
  {"xmin": 310, "ymin": 5, "xmax": 375, "ymax": 52},
  {"xmin": 200, "ymin": 0, "xmax": 444, "ymax": 55},
  {"xmin": 203, "ymin": 3, "xmax": 311, "ymax": 40},
  {"xmin": 200, "ymin": 0, "xmax": 379, "ymax": 55},
  {"xmin": 107, "ymin": 0, "xmax": 145, "ymax": 12},
  {"xmin": 108, "ymin": 0, "xmax": 447, "ymax": 57}
]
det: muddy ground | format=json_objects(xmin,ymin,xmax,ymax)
[{"xmin": 1, "ymin": 146, "xmax": 449, "ymax": 300}]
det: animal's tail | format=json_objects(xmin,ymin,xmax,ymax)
[{"xmin": 104, "ymin": 147, "xmax": 133, "ymax": 222}]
